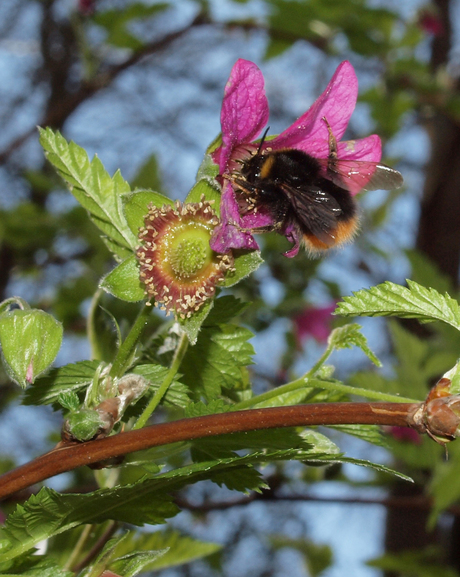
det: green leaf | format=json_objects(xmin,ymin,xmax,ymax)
[
  {"xmin": 0, "ymin": 309, "xmax": 63, "ymax": 388},
  {"xmin": 131, "ymin": 154, "xmax": 165, "ymax": 193},
  {"xmin": 184, "ymin": 399, "xmax": 231, "ymax": 417},
  {"xmin": 180, "ymin": 321, "xmax": 254, "ymax": 399},
  {"xmin": 131, "ymin": 364, "xmax": 190, "ymax": 409},
  {"xmin": 22, "ymin": 360, "xmax": 100, "ymax": 406},
  {"xmin": 203, "ymin": 295, "xmax": 249, "ymax": 326},
  {"xmin": 122, "ymin": 190, "xmax": 173, "ymax": 237},
  {"xmin": 328, "ymin": 323, "xmax": 381, "ymax": 366},
  {"xmin": 310, "ymin": 456, "xmax": 412, "ymax": 482},
  {"xmin": 57, "ymin": 392, "xmax": 80, "ymax": 412},
  {"xmin": 100, "ymin": 256, "xmax": 146, "ymax": 302},
  {"xmin": 39, "ymin": 127, "xmax": 137, "ymax": 259},
  {"xmin": 85, "ymin": 532, "xmax": 167, "ymax": 577},
  {"xmin": 336, "ymin": 280, "xmax": 460, "ymax": 330},
  {"xmin": 441, "ymin": 360, "xmax": 460, "ymax": 395},
  {"xmin": 0, "ymin": 556, "xmax": 73, "ymax": 577},
  {"xmin": 110, "ymin": 530, "xmax": 221, "ymax": 573},
  {"xmin": 429, "ymin": 456, "xmax": 460, "ymax": 524},
  {"xmin": 110, "ymin": 549, "xmax": 168, "ymax": 577},
  {"xmin": 0, "ymin": 445, "xmax": 410, "ymax": 564},
  {"xmin": 0, "ymin": 485, "xmax": 178, "ymax": 564}
]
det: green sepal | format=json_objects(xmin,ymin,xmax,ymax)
[
  {"xmin": 100, "ymin": 256, "xmax": 146, "ymax": 302},
  {"xmin": 65, "ymin": 408, "xmax": 106, "ymax": 441},
  {"xmin": 122, "ymin": 190, "xmax": 174, "ymax": 237}
]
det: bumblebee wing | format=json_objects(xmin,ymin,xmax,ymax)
[
  {"xmin": 317, "ymin": 159, "xmax": 403, "ymax": 194},
  {"xmin": 281, "ymin": 184, "xmax": 342, "ymax": 246}
]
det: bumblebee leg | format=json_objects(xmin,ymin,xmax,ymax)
[{"xmin": 322, "ymin": 116, "xmax": 340, "ymax": 177}]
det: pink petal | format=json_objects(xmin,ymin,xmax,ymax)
[
  {"xmin": 337, "ymin": 134, "xmax": 381, "ymax": 163},
  {"xmin": 218, "ymin": 59, "xmax": 269, "ymax": 173},
  {"xmin": 210, "ymin": 183, "xmax": 259, "ymax": 252},
  {"xmin": 270, "ymin": 61, "xmax": 358, "ymax": 153},
  {"xmin": 284, "ymin": 223, "xmax": 302, "ymax": 257},
  {"xmin": 293, "ymin": 303, "xmax": 336, "ymax": 343}
]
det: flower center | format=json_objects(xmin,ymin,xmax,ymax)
[
  {"xmin": 169, "ymin": 227, "xmax": 211, "ymax": 279},
  {"xmin": 136, "ymin": 199, "xmax": 234, "ymax": 318}
]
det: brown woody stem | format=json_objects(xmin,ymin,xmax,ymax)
[{"xmin": 0, "ymin": 401, "xmax": 421, "ymax": 501}]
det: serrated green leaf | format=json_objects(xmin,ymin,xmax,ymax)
[
  {"xmin": 39, "ymin": 128, "xmax": 137, "ymax": 259},
  {"xmin": 211, "ymin": 466, "xmax": 267, "ymax": 493},
  {"xmin": 131, "ymin": 364, "xmax": 190, "ymax": 409},
  {"xmin": 22, "ymin": 360, "xmax": 100, "ymax": 406},
  {"xmin": 328, "ymin": 323, "xmax": 381, "ymax": 366},
  {"xmin": 203, "ymin": 295, "xmax": 249, "ymax": 326},
  {"xmin": 185, "ymin": 399, "xmax": 231, "ymax": 417},
  {"xmin": 336, "ymin": 280, "xmax": 460, "ymax": 330},
  {"xmin": 57, "ymin": 392, "xmax": 80, "ymax": 412},
  {"xmin": 0, "ymin": 443, "xmax": 410, "ymax": 564},
  {"xmin": 122, "ymin": 190, "xmax": 174, "ymax": 237},
  {"xmin": 100, "ymin": 256, "xmax": 146, "ymax": 302},
  {"xmin": 0, "ymin": 556, "xmax": 73, "ymax": 577},
  {"xmin": 0, "ymin": 485, "xmax": 178, "ymax": 564},
  {"xmin": 308, "ymin": 456, "xmax": 413, "ymax": 482},
  {"xmin": 180, "ymin": 322, "xmax": 254, "ymax": 399}
]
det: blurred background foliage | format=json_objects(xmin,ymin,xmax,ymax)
[{"xmin": 2, "ymin": 0, "xmax": 460, "ymax": 575}]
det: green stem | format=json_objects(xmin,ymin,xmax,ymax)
[
  {"xmin": 305, "ymin": 342, "xmax": 335, "ymax": 378},
  {"xmin": 133, "ymin": 330, "xmax": 189, "ymax": 429},
  {"xmin": 109, "ymin": 303, "xmax": 151, "ymax": 379},
  {"xmin": 235, "ymin": 375, "xmax": 418, "ymax": 410},
  {"xmin": 64, "ymin": 524, "xmax": 93, "ymax": 571}
]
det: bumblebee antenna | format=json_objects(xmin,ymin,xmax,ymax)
[{"xmin": 257, "ymin": 127, "xmax": 270, "ymax": 154}]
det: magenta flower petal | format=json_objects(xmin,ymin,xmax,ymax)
[
  {"xmin": 211, "ymin": 59, "xmax": 394, "ymax": 256},
  {"xmin": 338, "ymin": 134, "xmax": 381, "ymax": 162},
  {"xmin": 209, "ymin": 183, "xmax": 259, "ymax": 252},
  {"xmin": 216, "ymin": 59, "xmax": 269, "ymax": 173},
  {"xmin": 270, "ymin": 61, "xmax": 358, "ymax": 154},
  {"xmin": 293, "ymin": 303, "xmax": 337, "ymax": 344}
]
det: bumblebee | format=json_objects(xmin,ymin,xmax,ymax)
[{"xmin": 229, "ymin": 118, "xmax": 403, "ymax": 252}]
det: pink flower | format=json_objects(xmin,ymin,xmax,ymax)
[
  {"xmin": 210, "ymin": 59, "xmax": 382, "ymax": 257},
  {"xmin": 78, "ymin": 0, "xmax": 95, "ymax": 15},
  {"xmin": 418, "ymin": 10, "xmax": 443, "ymax": 36},
  {"xmin": 293, "ymin": 303, "xmax": 337, "ymax": 345}
]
